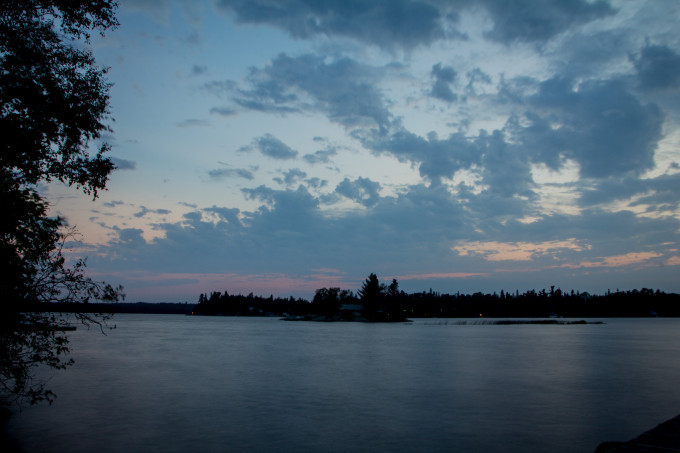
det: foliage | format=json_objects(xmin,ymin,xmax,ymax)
[
  {"xmin": 1, "ymin": 0, "xmax": 118, "ymax": 194},
  {"xmin": 312, "ymin": 287, "xmax": 356, "ymax": 319},
  {"xmin": 0, "ymin": 0, "xmax": 122, "ymax": 407},
  {"xmin": 357, "ymin": 272, "xmax": 384, "ymax": 314},
  {"xmin": 193, "ymin": 291, "xmax": 310, "ymax": 317}
]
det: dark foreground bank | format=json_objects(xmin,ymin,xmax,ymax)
[{"xmin": 595, "ymin": 414, "xmax": 680, "ymax": 452}]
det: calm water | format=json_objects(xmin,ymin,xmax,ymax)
[{"xmin": 4, "ymin": 315, "xmax": 680, "ymax": 452}]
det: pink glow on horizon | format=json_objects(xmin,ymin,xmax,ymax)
[
  {"xmin": 396, "ymin": 272, "xmax": 488, "ymax": 280},
  {"xmin": 90, "ymin": 271, "xmax": 355, "ymax": 301}
]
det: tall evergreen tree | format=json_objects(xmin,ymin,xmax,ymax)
[{"xmin": 358, "ymin": 273, "xmax": 385, "ymax": 315}]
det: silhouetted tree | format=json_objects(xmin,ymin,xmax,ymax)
[
  {"xmin": 358, "ymin": 273, "xmax": 385, "ymax": 317},
  {"xmin": 387, "ymin": 278, "xmax": 400, "ymax": 298},
  {"xmin": 1, "ymin": 0, "xmax": 122, "ymax": 407},
  {"xmin": 312, "ymin": 287, "xmax": 355, "ymax": 319}
]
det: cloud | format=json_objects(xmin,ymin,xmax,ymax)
[
  {"xmin": 464, "ymin": 68, "xmax": 492, "ymax": 95},
  {"xmin": 453, "ymin": 239, "xmax": 590, "ymax": 262},
  {"xmin": 215, "ymin": 0, "xmax": 446, "ymax": 50},
  {"xmin": 303, "ymin": 147, "xmax": 337, "ymax": 164},
  {"xmin": 513, "ymin": 77, "xmax": 664, "ymax": 178},
  {"xmin": 361, "ymin": 126, "xmax": 482, "ymax": 185},
  {"xmin": 547, "ymin": 30, "xmax": 631, "ymax": 79},
  {"xmin": 480, "ymin": 0, "xmax": 615, "ymax": 43},
  {"xmin": 204, "ymin": 206, "xmax": 241, "ymax": 225},
  {"xmin": 82, "ymin": 0, "xmax": 680, "ymax": 302},
  {"xmin": 305, "ymin": 177, "xmax": 328, "ymax": 189},
  {"xmin": 111, "ymin": 157, "xmax": 137, "ymax": 170},
  {"xmin": 564, "ymin": 251, "xmax": 663, "ymax": 269},
  {"xmin": 632, "ymin": 44, "xmax": 680, "ymax": 91},
  {"xmin": 578, "ymin": 173, "xmax": 680, "ymax": 210},
  {"xmin": 232, "ymin": 53, "xmax": 392, "ymax": 131},
  {"xmin": 103, "ymin": 200, "xmax": 125, "ymax": 208},
  {"xmin": 253, "ymin": 134, "xmax": 298, "ymax": 159},
  {"xmin": 274, "ymin": 168, "xmax": 307, "ymax": 186},
  {"xmin": 116, "ymin": 227, "xmax": 147, "ymax": 247},
  {"xmin": 215, "ymin": 0, "xmax": 616, "ymax": 50},
  {"xmin": 133, "ymin": 206, "xmax": 172, "ymax": 218},
  {"xmin": 335, "ymin": 177, "xmax": 381, "ymax": 207},
  {"xmin": 208, "ymin": 167, "xmax": 255, "ymax": 180},
  {"xmin": 88, "ymin": 177, "xmax": 680, "ymax": 300},
  {"xmin": 430, "ymin": 63, "xmax": 457, "ymax": 102}
]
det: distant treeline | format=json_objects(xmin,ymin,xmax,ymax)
[
  {"xmin": 28, "ymin": 277, "xmax": 680, "ymax": 318},
  {"xmin": 192, "ymin": 293, "xmax": 311, "ymax": 317},
  {"xmin": 194, "ymin": 275, "xmax": 680, "ymax": 318}
]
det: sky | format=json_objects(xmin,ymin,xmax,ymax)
[{"xmin": 48, "ymin": 0, "xmax": 680, "ymax": 302}]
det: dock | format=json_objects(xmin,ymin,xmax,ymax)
[{"xmin": 596, "ymin": 414, "xmax": 680, "ymax": 452}]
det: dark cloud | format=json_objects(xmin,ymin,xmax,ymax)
[
  {"xmin": 465, "ymin": 68, "xmax": 492, "ymax": 95},
  {"xmin": 216, "ymin": 0, "xmax": 446, "ymax": 50},
  {"xmin": 632, "ymin": 44, "xmax": 680, "ymax": 91},
  {"xmin": 254, "ymin": 134, "xmax": 298, "ymax": 160},
  {"xmin": 215, "ymin": 0, "xmax": 616, "ymax": 50},
  {"xmin": 233, "ymin": 54, "xmax": 392, "ymax": 130},
  {"xmin": 208, "ymin": 167, "xmax": 255, "ymax": 180},
  {"xmin": 336, "ymin": 177, "xmax": 381, "ymax": 207},
  {"xmin": 480, "ymin": 0, "xmax": 615, "ymax": 43},
  {"xmin": 303, "ymin": 147, "xmax": 337, "ymax": 164},
  {"xmin": 183, "ymin": 211, "xmax": 202, "ymax": 222},
  {"xmin": 477, "ymin": 130, "xmax": 535, "ymax": 200},
  {"xmin": 117, "ymin": 228, "xmax": 146, "ymax": 247},
  {"xmin": 361, "ymin": 127, "xmax": 481, "ymax": 185},
  {"xmin": 430, "ymin": 63, "xmax": 457, "ymax": 102},
  {"xmin": 274, "ymin": 168, "xmax": 307, "ymax": 186},
  {"xmin": 204, "ymin": 206, "xmax": 241, "ymax": 225},
  {"xmin": 133, "ymin": 206, "xmax": 172, "ymax": 218},
  {"xmin": 103, "ymin": 200, "xmax": 125, "ymax": 208},
  {"xmin": 240, "ymin": 186, "xmax": 321, "ymax": 237},
  {"xmin": 305, "ymin": 177, "xmax": 328, "ymax": 189},
  {"xmin": 517, "ymin": 78, "xmax": 664, "ymax": 178},
  {"xmin": 579, "ymin": 173, "xmax": 680, "ymax": 213},
  {"xmin": 111, "ymin": 157, "xmax": 137, "ymax": 171},
  {"xmin": 91, "ymin": 172, "xmax": 680, "ymax": 298}
]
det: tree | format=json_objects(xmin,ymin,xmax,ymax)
[
  {"xmin": 384, "ymin": 278, "xmax": 407, "ymax": 320},
  {"xmin": 387, "ymin": 278, "xmax": 400, "ymax": 299},
  {"xmin": 312, "ymin": 287, "xmax": 355, "ymax": 319},
  {"xmin": 358, "ymin": 273, "xmax": 385, "ymax": 316},
  {"xmin": 0, "ymin": 0, "xmax": 122, "ymax": 407}
]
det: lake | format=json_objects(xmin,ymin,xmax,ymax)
[{"xmin": 3, "ymin": 315, "xmax": 680, "ymax": 452}]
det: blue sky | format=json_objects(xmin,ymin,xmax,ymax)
[{"xmin": 49, "ymin": 0, "xmax": 680, "ymax": 302}]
